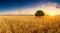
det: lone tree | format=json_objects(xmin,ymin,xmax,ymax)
[{"xmin": 35, "ymin": 10, "xmax": 45, "ymax": 17}]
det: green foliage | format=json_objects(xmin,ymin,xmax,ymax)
[{"xmin": 35, "ymin": 10, "xmax": 45, "ymax": 17}]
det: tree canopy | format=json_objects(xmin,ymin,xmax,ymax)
[{"xmin": 35, "ymin": 10, "xmax": 45, "ymax": 17}]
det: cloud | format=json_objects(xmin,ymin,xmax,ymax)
[
  {"xmin": 36, "ymin": 2, "xmax": 60, "ymax": 15},
  {"xmin": 0, "ymin": 2, "xmax": 60, "ymax": 15}
]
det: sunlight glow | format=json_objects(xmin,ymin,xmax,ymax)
[{"xmin": 48, "ymin": 11, "xmax": 56, "ymax": 16}]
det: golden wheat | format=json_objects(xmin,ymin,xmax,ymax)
[{"xmin": 0, "ymin": 16, "xmax": 59, "ymax": 33}]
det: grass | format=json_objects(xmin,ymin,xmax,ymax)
[{"xmin": 0, "ymin": 16, "xmax": 60, "ymax": 33}]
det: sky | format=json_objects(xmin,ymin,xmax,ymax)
[{"xmin": 0, "ymin": 0, "xmax": 60, "ymax": 15}]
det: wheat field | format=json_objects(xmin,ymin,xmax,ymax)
[{"xmin": 0, "ymin": 16, "xmax": 60, "ymax": 33}]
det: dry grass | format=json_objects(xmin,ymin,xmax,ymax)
[{"xmin": 0, "ymin": 16, "xmax": 60, "ymax": 33}]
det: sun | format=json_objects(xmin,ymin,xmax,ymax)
[{"xmin": 48, "ymin": 11, "xmax": 56, "ymax": 16}]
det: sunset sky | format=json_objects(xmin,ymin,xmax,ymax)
[{"xmin": 0, "ymin": 0, "xmax": 60, "ymax": 15}]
